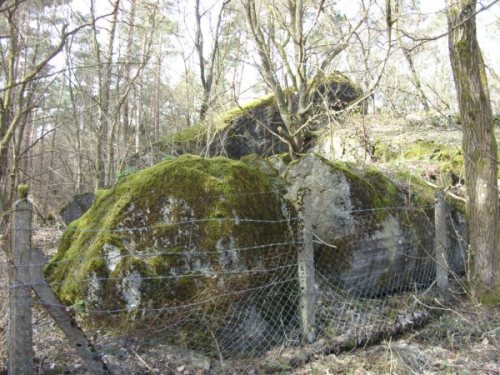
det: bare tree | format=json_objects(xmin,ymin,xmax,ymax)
[
  {"xmin": 0, "ymin": 1, "xmax": 97, "ymax": 212},
  {"xmin": 445, "ymin": 0, "xmax": 498, "ymax": 296},
  {"xmin": 91, "ymin": 0, "xmax": 120, "ymax": 189},
  {"xmin": 123, "ymin": 0, "xmax": 138, "ymax": 148},
  {"xmin": 243, "ymin": 0, "xmax": 365, "ymax": 157},
  {"xmin": 194, "ymin": 0, "xmax": 232, "ymax": 121},
  {"xmin": 391, "ymin": 1, "xmax": 431, "ymax": 112}
]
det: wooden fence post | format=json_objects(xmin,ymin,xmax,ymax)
[
  {"xmin": 30, "ymin": 249, "xmax": 111, "ymax": 374},
  {"xmin": 298, "ymin": 216, "xmax": 316, "ymax": 343},
  {"xmin": 9, "ymin": 194, "xmax": 34, "ymax": 375},
  {"xmin": 435, "ymin": 191, "xmax": 449, "ymax": 300}
]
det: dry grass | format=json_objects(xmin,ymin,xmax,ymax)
[{"xmin": 292, "ymin": 303, "xmax": 499, "ymax": 375}]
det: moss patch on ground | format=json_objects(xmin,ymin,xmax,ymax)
[{"xmin": 374, "ymin": 140, "xmax": 466, "ymax": 186}]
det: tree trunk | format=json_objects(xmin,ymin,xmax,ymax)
[
  {"xmin": 402, "ymin": 49, "xmax": 430, "ymax": 112},
  {"xmin": 0, "ymin": 7, "xmax": 20, "ymax": 211},
  {"xmin": 67, "ymin": 67, "xmax": 83, "ymax": 193},
  {"xmin": 153, "ymin": 53, "xmax": 161, "ymax": 140},
  {"xmin": 107, "ymin": 77, "xmax": 120, "ymax": 184},
  {"xmin": 134, "ymin": 34, "xmax": 147, "ymax": 154},
  {"xmin": 445, "ymin": 0, "xmax": 498, "ymax": 296},
  {"xmin": 123, "ymin": 0, "xmax": 137, "ymax": 150},
  {"xmin": 95, "ymin": 0, "xmax": 120, "ymax": 189}
]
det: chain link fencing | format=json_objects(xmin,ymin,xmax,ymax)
[{"xmin": 1, "ymin": 191, "xmax": 467, "ymax": 373}]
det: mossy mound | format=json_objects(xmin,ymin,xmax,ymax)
[
  {"xmin": 218, "ymin": 72, "xmax": 361, "ymax": 125},
  {"xmin": 46, "ymin": 155, "xmax": 298, "ymax": 352},
  {"xmin": 209, "ymin": 73, "xmax": 361, "ymax": 159},
  {"xmin": 126, "ymin": 74, "xmax": 361, "ymax": 169}
]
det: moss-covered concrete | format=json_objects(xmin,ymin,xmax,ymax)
[
  {"xmin": 46, "ymin": 155, "xmax": 297, "ymax": 324},
  {"xmin": 217, "ymin": 94, "xmax": 275, "ymax": 125},
  {"xmin": 324, "ymin": 160, "xmax": 403, "ymax": 224},
  {"xmin": 218, "ymin": 72, "xmax": 361, "ymax": 124},
  {"xmin": 127, "ymin": 73, "xmax": 361, "ymax": 169},
  {"xmin": 285, "ymin": 154, "xmax": 466, "ymax": 297},
  {"xmin": 318, "ymin": 159, "xmax": 433, "ymax": 290},
  {"xmin": 208, "ymin": 73, "xmax": 361, "ymax": 159}
]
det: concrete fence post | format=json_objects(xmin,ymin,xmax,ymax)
[
  {"xmin": 435, "ymin": 191, "xmax": 449, "ymax": 300},
  {"xmin": 298, "ymin": 216, "xmax": 316, "ymax": 343},
  {"xmin": 9, "ymin": 194, "xmax": 34, "ymax": 375}
]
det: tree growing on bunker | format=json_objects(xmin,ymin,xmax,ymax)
[{"xmin": 242, "ymin": 0, "xmax": 369, "ymax": 158}]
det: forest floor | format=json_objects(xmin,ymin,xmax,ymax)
[
  {"xmin": 1, "ymin": 225, "xmax": 498, "ymax": 374},
  {"xmin": 292, "ymin": 307, "xmax": 499, "ymax": 375},
  {"xmin": 0, "ymin": 114, "xmax": 499, "ymax": 374}
]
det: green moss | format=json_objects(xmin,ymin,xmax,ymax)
[
  {"xmin": 312, "ymin": 71, "xmax": 363, "ymax": 101},
  {"xmin": 17, "ymin": 184, "xmax": 29, "ymax": 199},
  {"xmin": 322, "ymin": 158, "xmax": 403, "ymax": 224},
  {"xmin": 314, "ymin": 71, "xmax": 354, "ymax": 87},
  {"xmin": 111, "ymin": 256, "xmax": 146, "ymax": 276},
  {"xmin": 218, "ymin": 94, "xmax": 275, "ymax": 124},
  {"xmin": 117, "ymin": 167, "xmax": 138, "ymax": 180},
  {"xmin": 363, "ymin": 167, "xmax": 400, "ymax": 210},
  {"xmin": 393, "ymin": 170, "xmax": 436, "ymax": 207},
  {"xmin": 373, "ymin": 139, "xmax": 400, "ymax": 162},
  {"xmin": 128, "ymin": 124, "xmax": 206, "ymax": 166},
  {"xmin": 147, "ymin": 247, "xmax": 184, "ymax": 271},
  {"xmin": 455, "ymin": 40, "xmax": 467, "ymax": 51},
  {"xmin": 402, "ymin": 140, "xmax": 440, "ymax": 159},
  {"xmin": 404, "ymin": 141, "xmax": 463, "ymax": 175},
  {"xmin": 46, "ymin": 155, "xmax": 296, "ymax": 315},
  {"xmin": 218, "ymin": 72, "xmax": 359, "ymax": 126},
  {"xmin": 172, "ymin": 274, "xmax": 205, "ymax": 302},
  {"xmin": 167, "ymin": 123, "xmax": 206, "ymax": 143},
  {"xmin": 375, "ymin": 140, "xmax": 469, "ymax": 186},
  {"xmin": 476, "ymin": 290, "xmax": 500, "ymax": 306}
]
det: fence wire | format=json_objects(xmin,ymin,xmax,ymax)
[{"xmin": 1, "ymin": 202, "xmax": 465, "ymax": 374}]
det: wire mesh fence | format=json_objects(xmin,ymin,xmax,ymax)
[{"xmin": 2, "ymin": 191, "xmax": 467, "ymax": 374}]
